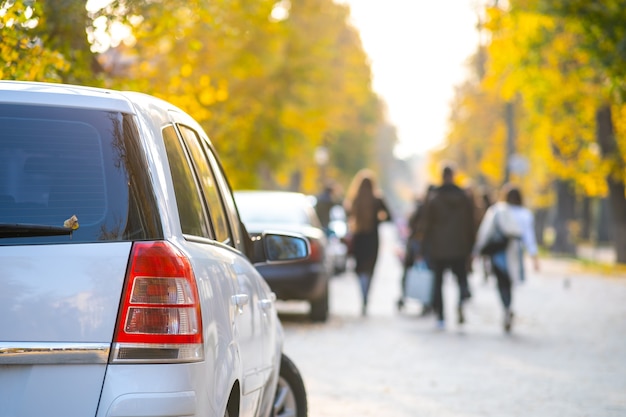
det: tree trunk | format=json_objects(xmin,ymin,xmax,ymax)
[
  {"xmin": 597, "ymin": 198, "xmax": 612, "ymax": 243},
  {"xmin": 551, "ymin": 180, "xmax": 577, "ymax": 255},
  {"xmin": 596, "ymin": 105, "xmax": 626, "ymax": 264},
  {"xmin": 534, "ymin": 208, "xmax": 549, "ymax": 246},
  {"xmin": 580, "ymin": 197, "xmax": 591, "ymax": 241},
  {"xmin": 504, "ymin": 101, "xmax": 516, "ymax": 183}
]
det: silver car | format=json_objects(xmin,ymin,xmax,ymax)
[{"xmin": 0, "ymin": 81, "xmax": 307, "ymax": 417}]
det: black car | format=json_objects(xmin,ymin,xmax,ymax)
[{"xmin": 234, "ymin": 190, "xmax": 331, "ymax": 322}]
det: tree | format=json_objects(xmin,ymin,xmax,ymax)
[
  {"xmin": 538, "ymin": 0, "xmax": 626, "ymax": 262},
  {"xmin": 95, "ymin": 0, "xmax": 383, "ymax": 192},
  {"xmin": 1, "ymin": 0, "xmax": 386, "ymax": 195},
  {"xmin": 39, "ymin": 0, "xmax": 102, "ymax": 84},
  {"xmin": 0, "ymin": 0, "xmax": 105, "ymax": 83},
  {"xmin": 0, "ymin": 0, "xmax": 69, "ymax": 81},
  {"xmin": 437, "ymin": 0, "xmax": 626, "ymax": 262}
]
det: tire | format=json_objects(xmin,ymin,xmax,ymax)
[
  {"xmin": 309, "ymin": 283, "xmax": 329, "ymax": 322},
  {"xmin": 274, "ymin": 354, "xmax": 307, "ymax": 417}
]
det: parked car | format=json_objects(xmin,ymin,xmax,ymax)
[
  {"xmin": 327, "ymin": 204, "xmax": 350, "ymax": 274},
  {"xmin": 234, "ymin": 191, "xmax": 331, "ymax": 322},
  {"xmin": 310, "ymin": 193, "xmax": 349, "ymax": 275},
  {"xmin": 0, "ymin": 81, "xmax": 307, "ymax": 417}
]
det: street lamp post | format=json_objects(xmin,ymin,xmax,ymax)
[{"xmin": 314, "ymin": 146, "xmax": 329, "ymax": 188}]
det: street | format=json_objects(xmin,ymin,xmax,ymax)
[{"xmin": 278, "ymin": 223, "xmax": 626, "ymax": 417}]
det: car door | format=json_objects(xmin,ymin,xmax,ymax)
[
  {"xmin": 172, "ymin": 121, "xmax": 272, "ymax": 412},
  {"xmin": 199, "ymin": 137, "xmax": 280, "ymax": 378},
  {"xmin": 202, "ymin": 141, "xmax": 282, "ymax": 414}
]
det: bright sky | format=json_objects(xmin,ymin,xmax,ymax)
[{"xmin": 340, "ymin": 1, "xmax": 480, "ymax": 158}]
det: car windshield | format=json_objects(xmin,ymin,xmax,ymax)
[
  {"xmin": 0, "ymin": 104, "xmax": 161, "ymax": 244},
  {"xmin": 235, "ymin": 193, "xmax": 311, "ymax": 225}
]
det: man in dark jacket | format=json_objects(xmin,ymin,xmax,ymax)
[
  {"xmin": 315, "ymin": 184, "xmax": 336, "ymax": 234},
  {"xmin": 417, "ymin": 165, "xmax": 475, "ymax": 329}
]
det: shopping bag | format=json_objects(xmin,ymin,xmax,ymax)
[
  {"xmin": 404, "ymin": 261, "xmax": 434, "ymax": 305},
  {"xmin": 479, "ymin": 226, "xmax": 509, "ymax": 255}
]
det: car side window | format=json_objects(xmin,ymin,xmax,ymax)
[
  {"xmin": 162, "ymin": 125, "xmax": 210, "ymax": 237},
  {"xmin": 177, "ymin": 125, "xmax": 232, "ymax": 245},
  {"xmin": 201, "ymin": 144, "xmax": 246, "ymax": 253}
]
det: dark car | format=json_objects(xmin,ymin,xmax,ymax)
[{"xmin": 234, "ymin": 190, "xmax": 331, "ymax": 322}]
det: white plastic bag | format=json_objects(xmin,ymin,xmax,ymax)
[{"xmin": 405, "ymin": 261, "xmax": 434, "ymax": 305}]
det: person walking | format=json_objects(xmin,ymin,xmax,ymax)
[
  {"xmin": 473, "ymin": 183, "xmax": 539, "ymax": 333},
  {"xmin": 398, "ymin": 185, "xmax": 435, "ymax": 314},
  {"xmin": 315, "ymin": 183, "xmax": 336, "ymax": 235},
  {"xmin": 416, "ymin": 164, "xmax": 475, "ymax": 329},
  {"xmin": 344, "ymin": 169, "xmax": 392, "ymax": 316},
  {"xmin": 468, "ymin": 185, "xmax": 494, "ymax": 283}
]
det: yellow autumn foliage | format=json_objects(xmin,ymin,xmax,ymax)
[
  {"xmin": 101, "ymin": 0, "xmax": 381, "ymax": 192},
  {"xmin": 0, "ymin": 0, "xmax": 69, "ymax": 81},
  {"xmin": 435, "ymin": 1, "xmax": 623, "ymax": 213}
]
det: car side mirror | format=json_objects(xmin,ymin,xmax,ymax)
[
  {"xmin": 264, "ymin": 233, "xmax": 309, "ymax": 261},
  {"xmin": 249, "ymin": 231, "xmax": 309, "ymax": 264}
]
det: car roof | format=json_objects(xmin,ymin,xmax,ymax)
[
  {"xmin": 235, "ymin": 190, "xmax": 308, "ymax": 199},
  {"xmin": 0, "ymin": 81, "xmax": 197, "ymax": 131},
  {"xmin": 0, "ymin": 80, "xmax": 138, "ymax": 112}
]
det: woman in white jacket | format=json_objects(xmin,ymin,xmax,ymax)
[{"xmin": 473, "ymin": 184, "xmax": 539, "ymax": 332}]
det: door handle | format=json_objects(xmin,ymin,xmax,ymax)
[
  {"xmin": 232, "ymin": 294, "xmax": 249, "ymax": 314},
  {"xmin": 259, "ymin": 292, "xmax": 276, "ymax": 315},
  {"xmin": 259, "ymin": 299, "xmax": 273, "ymax": 311}
]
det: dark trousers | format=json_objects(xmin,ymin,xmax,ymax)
[
  {"xmin": 430, "ymin": 258, "xmax": 469, "ymax": 321},
  {"xmin": 400, "ymin": 239, "xmax": 423, "ymax": 297},
  {"xmin": 491, "ymin": 259, "xmax": 512, "ymax": 309}
]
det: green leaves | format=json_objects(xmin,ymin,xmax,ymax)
[
  {"xmin": 0, "ymin": 0, "xmax": 69, "ymax": 81},
  {"xmin": 540, "ymin": 0, "xmax": 626, "ymax": 101}
]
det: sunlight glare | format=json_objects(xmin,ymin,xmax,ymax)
[
  {"xmin": 338, "ymin": 0, "xmax": 479, "ymax": 157},
  {"xmin": 86, "ymin": 0, "xmax": 113, "ymax": 13},
  {"xmin": 271, "ymin": 0, "xmax": 290, "ymax": 22}
]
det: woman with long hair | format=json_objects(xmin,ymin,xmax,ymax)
[{"xmin": 344, "ymin": 169, "xmax": 392, "ymax": 316}]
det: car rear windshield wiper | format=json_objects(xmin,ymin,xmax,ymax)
[{"xmin": 0, "ymin": 223, "xmax": 74, "ymax": 239}]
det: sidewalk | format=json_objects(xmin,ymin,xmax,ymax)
[
  {"xmin": 576, "ymin": 243, "xmax": 616, "ymax": 265},
  {"xmin": 537, "ymin": 249, "xmax": 626, "ymax": 281},
  {"xmin": 282, "ymin": 224, "xmax": 626, "ymax": 417}
]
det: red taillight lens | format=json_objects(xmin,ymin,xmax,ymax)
[
  {"xmin": 111, "ymin": 241, "xmax": 204, "ymax": 363},
  {"xmin": 309, "ymin": 239, "xmax": 323, "ymax": 262}
]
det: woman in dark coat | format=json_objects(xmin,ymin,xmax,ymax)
[{"xmin": 344, "ymin": 169, "xmax": 392, "ymax": 316}]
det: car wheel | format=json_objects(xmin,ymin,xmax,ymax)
[
  {"xmin": 274, "ymin": 354, "xmax": 307, "ymax": 417},
  {"xmin": 309, "ymin": 284, "xmax": 329, "ymax": 322}
]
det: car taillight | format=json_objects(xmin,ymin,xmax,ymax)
[
  {"xmin": 309, "ymin": 239, "xmax": 323, "ymax": 262},
  {"xmin": 110, "ymin": 241, "xmax": 204, "ymax": 363}
]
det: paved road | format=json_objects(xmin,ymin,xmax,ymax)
[{"xmin": 278, "ymin": 223, "xmax": 626, "ymax": 417}]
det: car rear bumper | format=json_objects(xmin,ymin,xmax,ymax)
[
  {"xmin": 97, "ymin": 363, "xmax": 211, "ymax": 417},
  {"xmin": 104, "ymin": 391, "xmax": 196, "ymax": 417}
]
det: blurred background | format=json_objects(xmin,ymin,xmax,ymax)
[{"xmin": 3, "ymin": 0, "xmax": 624, "ymax": 265}]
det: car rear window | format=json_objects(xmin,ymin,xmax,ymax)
[{"xmin": 0, "ymin": 104, "xmax": 162, "ymax": 244}]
